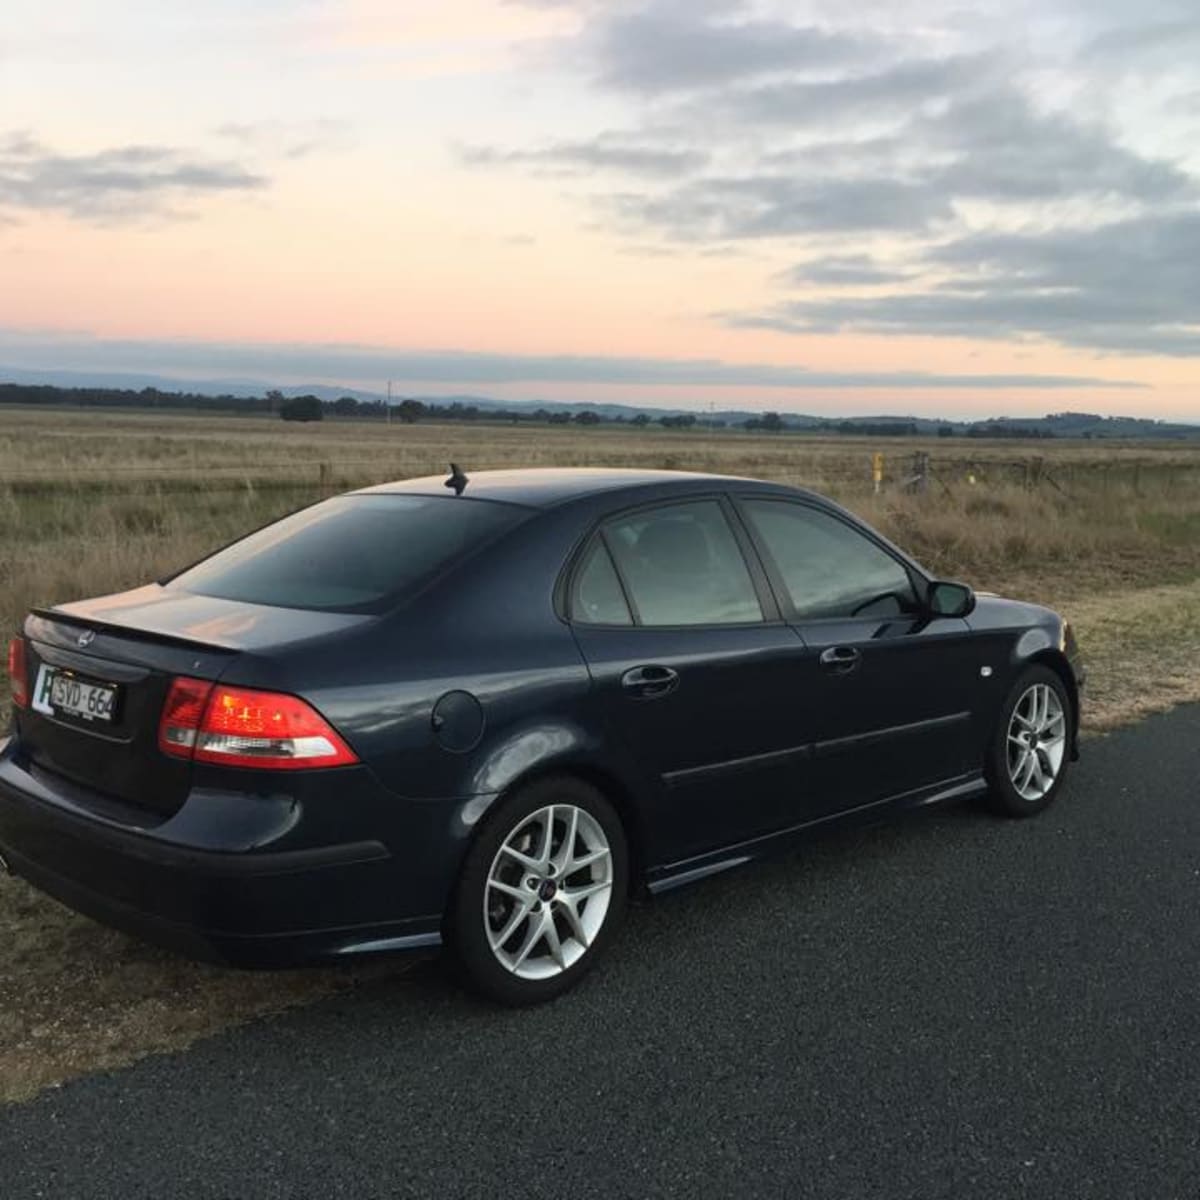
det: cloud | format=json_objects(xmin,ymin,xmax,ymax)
[
  {"xmin": 0, "ymin": 131, "xmax": 266, "ymax": 222},
  {"xmin": 736, "ymin": 212, "xmax": 1200, "ymax": 357},
  {"xmin": 745, "ymin": 80, "xmax": 1191, "ymax": 206},
  {"xmin": 589, "ymin": 5, "xmax": 877, "ymax": 93},
  {"xmin": 918, "ymin": 89, "xmax": 1193, "ymax": 203},
  {"xmin": 1084, "ymin": 17, "xmax": 1200, "ymax": 59},
  {"xmin": 213, "ymin": 119, "xmax": 352, "ymax": 160},
  {"xmin": 464, "ymin": 1, "xmax": 1200, "ymax": 359},
  {"xmin": 459, "ymin": 133, "xmax": 707, "ymax": 177},
  {"xmin": 781, "ymin": 256, "xmax": 915, "ymax": 287},
  {"xmin": 725, "ymin": 56, "xmax": 990, "ymax": 128},
  {"xmin": 598, "ymin": 80, "xmax": 1192, "ymax": 241},
  {"xmin": 610, "ymin": 174, "xmax": 953, "ymax": 238},
  {"xmin": 0, "ymin": 328, "xmax": 1137, "ymax": 390}
]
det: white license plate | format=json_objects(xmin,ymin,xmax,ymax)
[{"xmin": 31, "ymin": 665, "xmax": 118, "ymax": 723}]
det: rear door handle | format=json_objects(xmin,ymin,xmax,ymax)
[
  {"xmin": 819, "ymin": 646, "xmax": 862, "ymax": 675},
  {"xmin": 620, "ymin": 664, "xmax": 679, "ymax": 699}
]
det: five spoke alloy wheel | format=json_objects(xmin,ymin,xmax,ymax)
[
  {"xmin": 986, "ymin": 664, "xmax": 1073, "ymax": 817},
  {"xmin": 485, "ymin": 804, "xmax": 614, "ymax": 980},
  {"xmin": 450, "ymin": 776, "xmax": 628, "ymax": 1004}
]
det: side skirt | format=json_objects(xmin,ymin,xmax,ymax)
[{"xmin": 644, "ymin": 771, "xmax": 987, "ymax": 896}]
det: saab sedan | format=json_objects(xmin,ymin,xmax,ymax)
[{"xmin": 0, "ymin": 468, "xmax": 1083, "ymax": 1004}]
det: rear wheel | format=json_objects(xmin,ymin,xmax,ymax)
[
  {"xmin": 448, "ymin": 775, "xmax": 629, "ymax": 1005},
  {"xmin": 985, "ymin": 665, "xmax": 1072, "ymax": 817}
]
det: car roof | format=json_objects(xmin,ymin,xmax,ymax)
[{"xmin": 359, "ymin": 467, "xmax": 807, "ymax": 508}]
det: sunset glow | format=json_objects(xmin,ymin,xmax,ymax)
[{"xmin": 2, "ymin": 0, "xmax": 1198, "ymax": 418}]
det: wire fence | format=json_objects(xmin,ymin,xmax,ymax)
[{"xmin": 4, "ymin": 451, "xmax": 1199, "ymax": 500}]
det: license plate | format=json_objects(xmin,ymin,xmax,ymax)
[{"xmin": 31, "ymin": 665, "xmax": 118, "ymax": 723}]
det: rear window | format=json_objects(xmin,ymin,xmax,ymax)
[{"xmin": 167, "ymin": 495, "xmax": 525, "ymax": 612}]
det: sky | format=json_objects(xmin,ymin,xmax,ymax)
[{"xmin": 2, "ymin": 0, "xmax": 1199, "ymax": 419}]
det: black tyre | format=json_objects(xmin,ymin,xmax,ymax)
[
  {"xmin": 984, "ymin": 664, "xmax": 1073, "ymax": 818},
  {"xmin": 447, "ymin": 775, "xmax": 629, "ymax": 1006}
]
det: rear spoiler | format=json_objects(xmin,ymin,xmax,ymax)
[{"xmin": 27, "ymin": 608, "xmax": 229, "ymax": 655}]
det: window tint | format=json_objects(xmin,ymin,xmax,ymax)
[
  {"xmin": 743, "ymin": 500, "xmax": 917, "ymax": 620},
  {"xmin": 571, "ymin": 540, "xmax": 633, "ymax": 625},
  {"xmin": 602, "ymin": 501, "xmax": 762, "ymax": 626},
  {"xmin": 169, "ymin": 495, "xmax": 523, "ymax": 613}
]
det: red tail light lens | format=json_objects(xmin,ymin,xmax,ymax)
[
  {"xmin": 195, "ymin": 685, "xmax": 358, "ymax": 769},
  {"xmin": 158, "ymin": 677, "xmax": 214, "ymax": 758},
  {"xmin": 7, "ymin": 637, "xmax": 29, "ymax": 710},
  {"xmin": 159, "ymin": 677, "xmax": 357, "ymax": 770}
]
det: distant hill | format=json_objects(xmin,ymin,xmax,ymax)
[
  {"xmin": 0, "ymin": 368, "xmax": 1196, "ymax": 439},
  {"xmin": 969, "ymin": 411, "xmax": 1200, "ymax": 440}
]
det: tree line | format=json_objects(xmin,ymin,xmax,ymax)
[{"xmin": 0, "ymin": 381, "xmax": 1062, "ymax": 438}]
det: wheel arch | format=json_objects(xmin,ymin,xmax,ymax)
[{"xmin": 482, "ymin": 758, "xmax": 650, "ymax": 895}]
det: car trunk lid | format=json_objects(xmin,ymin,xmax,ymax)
[{"xmin": 16, "ymin": 587, "xmax": 373, "ymax": 818}]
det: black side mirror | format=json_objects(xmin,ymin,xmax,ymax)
[{"xmin": 927, "ymin": 580, "xmax": 975, "ymax": 618}]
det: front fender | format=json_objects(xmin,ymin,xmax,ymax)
[
  {"xmin": 1013, "ymin": 624, "xmax": 1059, "ymax": 664},
  {"xmin": 1012, "ymin": 624, "xmax": 1083, "ymax": 760}
]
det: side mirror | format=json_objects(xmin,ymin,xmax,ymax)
[{"xmin": 927, "ymin": 580, "xmax": 975, "ymax": 618}]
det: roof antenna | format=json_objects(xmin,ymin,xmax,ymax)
[{"xmin": 444, "ymin": 462, "xmax": 469, "ymax": 496}]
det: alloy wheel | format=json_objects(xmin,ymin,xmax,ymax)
[
  {"xmin": 1006, "ymin": 682, "xmax": 1067, "ymax": 802},
  {"xmin": 484, "ymin": 804, "xmax": 614, "ymax": 980}
]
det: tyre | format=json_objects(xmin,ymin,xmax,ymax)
[
  {"xmin": 447, "ymin": 775, "xmax": 629, "ymax": 1005},
  {"xmin": 984, "ymin": 664, "xmax": 1073, "ymax": 818}
]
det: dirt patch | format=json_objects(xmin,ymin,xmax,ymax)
[
  {"xmin": 1066, "ymin": 579, "xmax": 1200, "ymax": 731},
  {"xmin": 0, "ymin": 875, "xmax": 395, "ymax": 1105}
]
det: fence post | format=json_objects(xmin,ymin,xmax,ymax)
[
  {"xmin": 872, "ymin": 451, "xmax": 884, "ymax": 495},
  {"xmin": 912, "ymin": 451, "xmax": 929, "ymax": 494},
  {"xmin": 319, "ymin": 462, "xmax": 330, "ymax": 495}
]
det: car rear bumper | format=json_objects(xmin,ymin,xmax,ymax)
[{"xmin": 0, "ymin": 741, "xmax": 445, "ymax": 966}]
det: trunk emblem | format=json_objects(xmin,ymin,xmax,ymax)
[{"xmin": 77, "ymin": 629, "xmax": 96, "ymax": 648}]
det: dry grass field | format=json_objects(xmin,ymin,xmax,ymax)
[{"xmin": 3, "ymin": 404, "xmax": 1200, "ymax": 1102}]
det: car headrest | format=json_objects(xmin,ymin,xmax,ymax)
[{"xmin": 633, "ymin": 519, "xmax": 711, "ymax": 577}]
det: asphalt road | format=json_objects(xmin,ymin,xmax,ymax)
[{"xmin": 3, "ymin": 706, "xmax": 1199, "ymax": 1199}]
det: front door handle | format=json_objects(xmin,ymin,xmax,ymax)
[
  {"xmin": 819, "ymin": 645, "xmax": 862, "ymax": 675},
  {"xmin": 620, "ymin": 664, "xmax": 679, "ymax": 699}
]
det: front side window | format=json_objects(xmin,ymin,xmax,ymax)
[
  {"xmin": 742, "ymin": 499, "xmax": 917, "ymax": 620},
  {"xmin": 169, "ymin": 494, "xmax": 524, "ymax": 612},
  {"xmin": 598, "ymin": 500, "xmax": 762, "ymax": 627}
]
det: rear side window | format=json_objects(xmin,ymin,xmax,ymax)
[
  {"xmin": 571, "ymin": 540, "xmax": 633, "ymax": 625},
  {"xmin": 597, "ymin": 500, "xmax": 762, "ymax": 627},
  {"xmin": 168, "ymin": 495, "xmax": 524, "ymax": 612},
  {"xmin": 742, "ymin": 499, "xmax": 917, "ymax": 620}
]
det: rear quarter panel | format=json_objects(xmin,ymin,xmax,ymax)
[{"xmin": 218, "ymin": 502, "xmax": 640, "ymax": 812}]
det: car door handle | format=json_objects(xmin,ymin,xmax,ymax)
[
  {"xmin": 819, "ymin": 645, "xmax": 861, "ymax": 675},
  {"xmin": 620, "ymin": 665, "xmax": 679, "ymax": 699}
]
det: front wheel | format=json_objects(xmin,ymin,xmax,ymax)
[
  {"xmin": 447, "ymin": 776, "xmax": 629, "ymax": 1005},
  {"xmin": 984, "ymin": 665, "xmax": 1073, "ymax": 817}
]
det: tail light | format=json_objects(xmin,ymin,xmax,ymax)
[
  {"xmin": 6, "ymin": 636, "xmax": 29, "ymax": 710},
  {"xmin": 159, "ymin": 677, "xmax": 357, "ymax": 770},
  {"xmin": 159, "ymin": 677, "xmax": 211, "ymax": 756}
]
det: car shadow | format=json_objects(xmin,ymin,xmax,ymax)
[{"xmin": 353, "ymin": 787, "xmax": 1032, "ymax": 1017}]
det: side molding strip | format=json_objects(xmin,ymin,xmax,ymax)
[
  {"xmin": 663, "ymin": 742, "xmax": 813, "ymax": 789},
  {"xmin": 661, "ymin": 711, "xmax": 972, "ymax": 786},
  {"xmin": 813, "ymin": 711, "xmax": 971, "ymax": 758}
]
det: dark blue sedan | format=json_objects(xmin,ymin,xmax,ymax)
[{"xmin": 1, "ymin": 468, "xmax": 1083, "ymax": 1004}]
